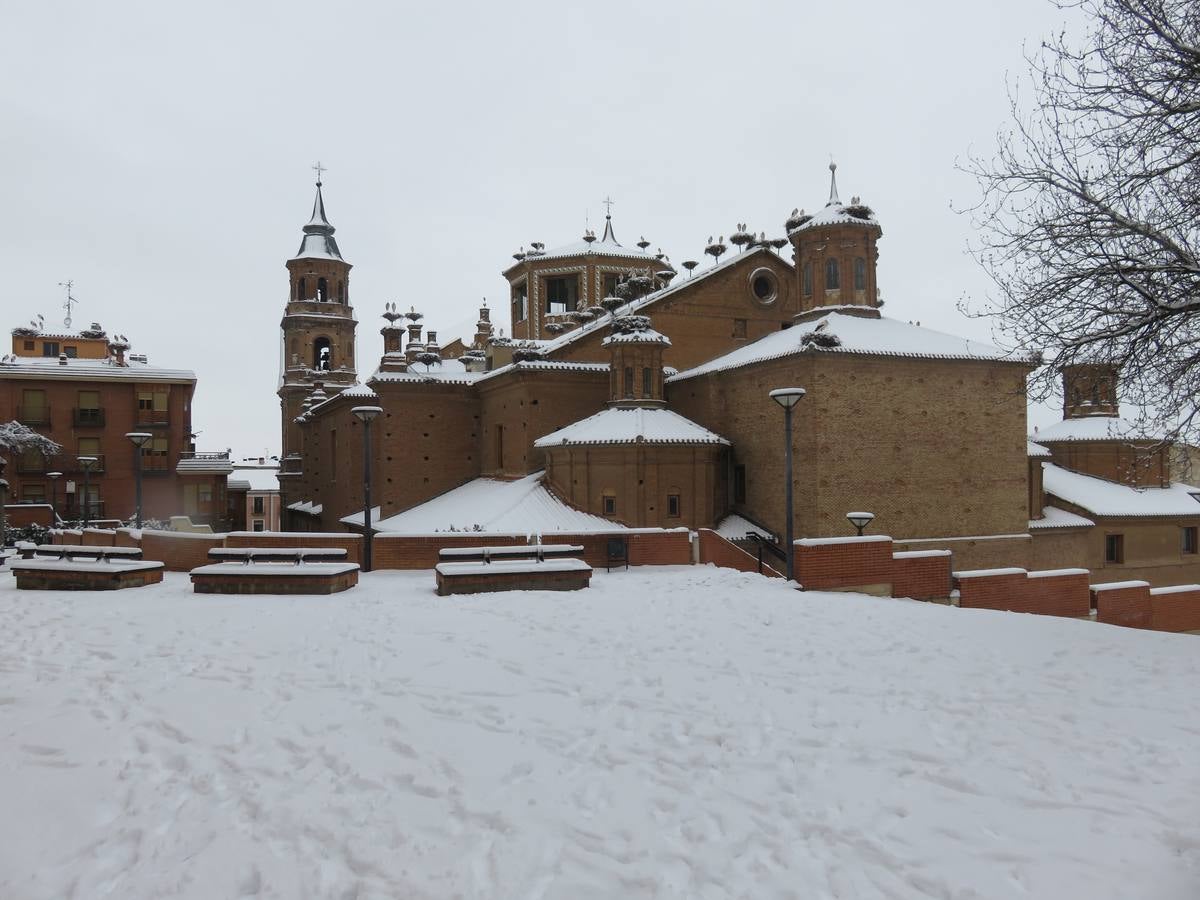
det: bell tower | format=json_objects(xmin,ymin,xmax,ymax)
[{"xmin": 278, "ymin": 170, "xmax": 358, "ymax": 462}]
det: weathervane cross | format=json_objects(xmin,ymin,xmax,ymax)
[
  {"xmin": 313, "ymin": 160, "xmax": 327, "ymax": 184},
  {"xmin": 602, "ymin": 195, "xmax": 614, "ymax": 217}
]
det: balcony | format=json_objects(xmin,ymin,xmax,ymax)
[
  {"xmin": 142, "ymin": 454, "xmax": 171, "ymax": 473},
  {"xmin": 69, "ymin": 455, "xmax": 106, "ymax": 474},
  {"xmin": 73, "ymin": 407, "xmax": 106, "ymax": 427},
  {"xmin": 176, "ymin": 450, "xmax": 233, "ymax": 476},
  {"xmin": 16, "ymin": 456, "xmax": 48, "ymax": 475},
  {"xmin": 136, "ymin": 408, "xmax": 170, "ymax": 426},
  {"xmin": 16, "ymin": 405, "xmax": 50, "ymax": 426}
]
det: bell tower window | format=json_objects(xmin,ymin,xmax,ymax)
[
  {"xmin": 337, "ymin": 281, "xmax": 345, "ymax": 303},
  {"xmin": 854, "ymin": 257, "xmax": 866, "ymax": 291},
  {"xmin": 545, "ymin": 275, "xmax": 579, "ymax": 314},
  {"xmin": 317, "ymin": 277, "xmax": 328, "ymax": 302},
  {"xmin": 298, "ymin": 277, "xmax": 306, "ymax": 301},
  {"xmin": 313, "ymin": 337, "xmax": 332, "ymax": 371},
  {"xmin": 825, "ymin": 258, "xmax": 840, "ymax": 291},
  {"xmin": 802, "ymin": 262, "xmax": 812, "ymax": 297}
]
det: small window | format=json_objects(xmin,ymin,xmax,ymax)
[
  {"xmin": 545, "ymin": 275, "xmax": 578, "ymax": 314},
  {"xmin": 749, "ymin": 268, "xmax": 778, "ymax": 305},
  {"xmin": 667, "ymin": 494, "xmax": 681, "ymax": 518},
  {"xmin": 337, "ymin": 281, "xmax": 345, "ymax": 303},
  {"xmin": 252, "ymin": 496, "xmax": 265, "ymax": 515},
  {"xmin": 42, "ymin": 341, "xmax": 60, "ymax": 357},
  {"xmin": 252, "ymin": 519, "xmax": 265, "ymax": 532},
  {"xmin": 1105, "ymin": 534, "xmax": 1124, "ymax": 564},
  {"xmin": 602, "ymin": 273, "xmax": 620, "ymax": 298},
  {"xmin": 854, "ymin": 257, "xmax": 866, "ymax": 291},
  {"xmin": 330, "ymin": 429, "xmax": 337, "ymax": 480},
  {"xmin": 624, "ymin": 366, "xmax": 634, "ymax": 398},
  {"xmin": 802, "ymin": 262, "xmax": 812, "ymax": 297},
  {"xmin": 734, "ymin": 465, "xmax": 746, "ymax": 504},
  {"xmin": 495, "ymin": 424, "xmax": 504, "ymax": 470},
  {"xmin": 23, "ymin": 483, "xmax": 46, "ymax": 503},
  {"xmin": 603, "ymin": 495, "xmax": 616, "ymax": 516},
  {"xmin": 199, "ymin": 485, "xmax": 213, "ymax": 504},
  {"xmin": 1183, "ymin": 527, "xmax": 1197, "ymax": 554},
  {"xmin": 642, "ymin": 367, "xmax": 653, "ymax": 399},
  {"xmin": 64, "ymin": 345, "xmax": 78, "ymax": 358},
  {"xmin": 23, "ymin": 340, "xmax": 34, "ymax": 351},
  {"xmin": 78, "ymin": 390, "xmax": 100, "ymax": 411},
  {"xmin": 733, "ymin": 319, "xmax": 747, "ymax": 339},
  {"xmin": 825, "ymin": 258, "xmax": 840, "ymax": 291}
]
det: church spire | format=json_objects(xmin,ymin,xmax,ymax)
[
  {"xmin": 600, "ymin": 195, "xmax": 619, "ymax": 244},
  {"xmin": 826, "ymin": 161, "xmax": 841, "ymax": 207},
  {"xmin": 293, "ymin": 171, "xmax": 343, "ymax": 261}
]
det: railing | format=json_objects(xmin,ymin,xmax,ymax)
[
  {"xmin": 745, "ymin": 532, "xmax": 788, "ymax": 574},
  {"xmin": 69, "ymin": 455, "xmax": 106, "ymax": 474},
  {"xmin": 178, "ymin": 451, "xmax": 230, "ymax": 461},
  {"xmin": 73, "ymin": 407, "xmax": 106, "ymax": 427},
  {"xmin": 142, "ymin": 454, "xmax": 171, "ymax": 472},
  {"xmin": 75, "ymin": 501, "xmax": 105, "ymax": 520},
  {"xmin": 16, "ymin": 456, "xmax": 47, "ymax": 475},
  {"xmin": 136, "ymin": 408, "xmax": 169, "ymax": 426},
  {"xmin": 16, "ymin": 405, "xmax": 50, "ymax": 426}
]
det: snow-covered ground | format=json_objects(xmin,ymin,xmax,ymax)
[{"xmin": 1, "ymin": 566, "xmax": 1198, "ymax": 899}]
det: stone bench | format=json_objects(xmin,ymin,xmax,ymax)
[
  {"xmin": 20, "ymin": 544, "xmax": 143, "ymax": 563},
  {"xmin": 437, "ymin": 544, "xmax": 584, "ymax": 565},
  {"xmin": 207, "ymin": 547, "xmax": 349, "ymax": 565},
  {"xmin": 10, "ymin": 559, "xmax": 165, "ymax": 591},
  {"xmin": 189, "ymin": 561, "xmax": 360, "ymax": 595},
  {"xmin": 435, "ymin": 558, "xmax": 592, "ymax": 596}
]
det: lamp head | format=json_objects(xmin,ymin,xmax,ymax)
[
  {"xmin": 126, "ymin": 432, "xmax": 153, "ymax": 448},
  {"xmin": 77, "ymin": 455, "xmax": 98, "ymax": 471},
  {"xmin": 846, "ymin": 511, "xmax": 875, "ymax": 532},
  {"xmin": 352, "ymin": 405, "xmax": 383, "ymax": 424},
  {"xmin": 769, "ymin": 387, "xmax": 807, "ymax": 409},
  {"xmin": 47, "ymin": 471, "xmax": 63, "ymax": 480}
]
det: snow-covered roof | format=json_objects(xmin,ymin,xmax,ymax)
[
  {"xmin": 0, "ymin": 355, "xmax": 195, "ymax": 383},
  {"xmin": 369, "ymin": 357, "xmax": 483, "ymax": 387},
  {"xmin": 504, "ymin": 217, "xmax": 665, "ymax": 275},
  {"xmin": 601, "ymin": 328, "xmax": 671, "ymax": 347},
  {"xmin": 1042, "ymin": 463, "xmax": 1200, "ymax": 518},
  {"xmin": 534, "ymin": 406, "xmax": 729, "ymax": 448},
  {"xmin": 539, "ymin": 246, "xmax": 784, "ymax": 358},
  {"xmin": 715, "ymin": 513, "xmax": 776, "ymax": 542},
  {"xmin": 788, "ymin": 202, "xmax": 881, "ymax": 235},
  {"xmin": 176, "ymin": 455, "xmax": 234, "ymax": 476},
  {"xmin": 668, "ymin": 310, "xmax": 1029, "ymax": 383},
  {"xmin": 290, "ymin": 182, "xmax": 343, "ymax": 262},
  {"xmin": 1028, "ymin": 506, "xmax": 1095, "ymax": 530},
  {"xmin": 1033, "ymin": 415, "xmax": 1163, "ymax": 443},
  {"xmin": 1028, "ymin": 440, "xmax": 1052, "ymax": 459},
  {"xmin": 348, "ymin": 471, "xmax": 625, "ymax": 535},
  {"xmin": 338, "ymin": 384, "xmax": 381, "ymax": 399},
  {"xmin": 230, "ymin": 467, "xmax": 280, "ymax": 492},
  {"xmin": 475, "ymin": 360, "xmax": 609, "ymax": 384},
  {"xmin": 287, "ymin": 500, "xmax": 323, "ymax": 516}
]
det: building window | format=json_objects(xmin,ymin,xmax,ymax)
[
  {"xmin": 545, "ymin": 276, "xmax": 578, "ymax": 314},
  {"xmin": 513, "ymin": 282, "xmax": 528, "ymax": 322},
  {"xmin": 42, "ymin": 341, "xmax": 60, "ymax": 357},
  {"xmin": 199, "ymin": 485, "xmax": 213, "ymax": 505},
  {"xmin": 252, "ymin": 519, "xmax": 265, "ymax": 532},
  {"xmin": 802, "ymin": 262, "xmax": 812, "ymax": 297},
  {"xmin": 338, "ymin": 281, "xmax": 345, "ymax": 303},
  {"xmin": 19, "ymin": 389, "xmax": 49, "ymax": 425},
  {"xmin": 495, "ymin": 424, "xmax": 504, "ymax": 470},
  {"xmin": 603, "ymin": 273, "xmax": 620, "ymax": 298},
  {"xmin": 317, "ymin": 277, "xmax": 328, "ymax": 301},
  {"xmin": 313, "ymin": 337, "xmax": 332, "ymax": 371},
  {"xmin": 298, "ymin": 277, "xmax": 306, "ymax": 301},
  {"xmin": 667, "ymin": 493, "xmax": 681, "ymax": 517},
  {"xmin": 825, "ymin": 258, "xmax": 840, "ymax": 291},
  {"xmin": 1183, "ymin": 527, "xmax": 1197, "ymax": 554},
  {"xmin": 330, "ymin": 429, "xmax": 337, "ymax": 480},
  {"xmin": 749, "ymin": 268, "xmax": 778, "ymax": 305},
  {"xmin": 624, "ymin": 366, "xmax": 634, "ymax": 398},
  {"xmin": 252, "ymin": 496, "xmax": 265, "ymax": 515},
  {"xmin": 23, "ymin": 340, "xmax": 34, "ymax": 351},
  {"xmin": 733, "ymin": 318, "xmax": 747, "ymax": 339},
  {"xmin": 603, "ymin": 494, "xmax": 616, "ymax": 516},
  {"xmin": 64, "ymin": 345, "xmax": 78, "ymax": 358},
  {"xmin": 642, "ymin": 367, "xmax": 653, "ymax": 398},
  {"xmin": 854, "ymin": 257, "xmax": 866, "ymax": 291},
  {"xmin": 1105, "ymin": 534, "xmax": 1124, "ymax": 564},
  {"xmin": 734, "ymin": 465, "xmax": 746, "ymax": 504},
  {"xmin": 143, "ymin": 436, "xmax": 169, "ymax": 470},
  {"xmin": 23, "ymin": 483, "xmax": 46, "ymax": 503}
]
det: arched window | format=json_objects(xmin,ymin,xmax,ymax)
[
  {"xmin": 642, "ymin": 367, "xmax": 653, "ymax": 398},
  {"xmin": 624, "ymin": 366, "xmax": 634, "ymax": 398},
  {"xmin": 854, "ymin": 257, "xmax": 866, "ymax": 291},
  {"xmin": 298, "ymin": 277, "xmax": 306, "ymax": 301},
  {"xmin": 825, "ymin": 258, "xmax": 840, "ymax": 291},
  {"xmin": 1091, "ymin": 383, "xmax": 1100, "ymax": 404},
  {"xmin": 802, "ymin": 262, "xmax": 812, "ymax": 297},
  {"xmin": 313, "ymin": 337, "xmax": 332, "ymax": 371},
  {"xmin": 317, "ymin": 277, "xmax": 328, "ymax": 302}
]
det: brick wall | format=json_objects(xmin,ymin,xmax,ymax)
[
  {"xmin": 80, "ymin": 528, "xmax": 117, "ymax": 547},
  {"xmin": 141, "ymin": 531, "xmax": 225, "ymax": 571},
  {"xmin": 4, "ymin": 504, "xmax": 54, "ymax": 528},
  {"xmin": 1091, "ymin": 582, "xmax": 1153, "ymax": 629},
  {"xmin": 954, "ymin": 567, "xmax": 1091, "ymax": 617},
  {"xmin": 891, "ymin": 550, "xmax": 952, "ymax": 601},
  {"xmin": 225, "ymin": 531, "xmax": 362, "ymax": 565},
  {"xmin": 1148, "ymin": 586, "xmax": 1200, "ymax": 633},
  {"xmin": 114, "ymin": 529, "xmax": 139, "ymax": 548},
  {"xmin": 794, "ymin": 536, "xmax": 894, "ymax": 591},
  {"xmin": 373, "ymin": 529, "xmax": 691, "ymax": 570},
  {"xmin": 697, "ymin": 529, "xmax": 783, "ymax": 577}
]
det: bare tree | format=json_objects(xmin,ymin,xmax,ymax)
[{"xmin": 964, "ymin": 0, "xmax": 1199, "ymax": 437}]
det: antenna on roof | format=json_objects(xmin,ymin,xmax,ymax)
[{"xmin": 58, "ymin": 279, "xmax": 77, "ymax": 328}]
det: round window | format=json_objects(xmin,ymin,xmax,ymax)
[{"xmin": 748, "ymin": 267, "xmax": 779, "ymax": 305}]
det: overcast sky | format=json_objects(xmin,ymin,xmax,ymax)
[{"xmin": 3, "ymin": 0, "xmax": 1081, "ymax": 456}]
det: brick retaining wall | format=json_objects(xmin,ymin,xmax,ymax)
[
  {"xmin": 697, "ymin": 529, "xmax": 783, "ymax": 577},
  {"xmin": 140, "ymin": 531, "xmax": 226, "ymax": 572},
  {"xmin": 226, "ymin": 531, "xmax": 362, "ymax": 565},
  {"xmin": 954, "ymin": 568, "xmax": 1091, "ymax": 618},
  {"xmin": 1148, "ymin": 586, "xmax": 1200, "ymax": 632},
  {"xmin": 1091, "ymin": 582, "xmax": 1153, "ymax": 629}
]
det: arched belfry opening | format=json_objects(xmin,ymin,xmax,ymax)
[
  {"xmin": 313, "ymin": 337, "xmax": 332, "ymax": 371},
  {"xmin": 317, "ymin": 277, "xmax": 328, "ymax": 302}
]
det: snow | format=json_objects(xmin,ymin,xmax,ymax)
[
  {"xmin": 503, "ymin": 232, "xmax": 662, "ymax": 271},
  {"xmin": 954, "ymin": 567, "xmax": 1028, "ymax": 578},
  {"xmin": 1034, "ymin": 415, "xmax": 1161, "ymax": 443},
  {"xmin": 434, "ymin": 558, "xmax": 592, "ymax": 576},
  {"xmin": 285, "ymin": 500, "xmax": 324, "ymax": 515},
  {"xmin": 892, "ymin": 549, "xmax": 952, "ymax": 559},
  {"xmin": 534, "ymin": 406, "xmax": 729, "ymax": 448},
  {"xmin": 189, "ymin": 562, "xmax": 359, "ymax": 576},
  {"xmin": 229, "ymin": 466, "xmax": 280, "ymax": 493},
  {"xmin": 601, "ymin": 328, "xmax": 671, "ymax": 346},
  {"xmin": 0, "ymin": 354, "xmax": 195, "ymax": 383},
  {"xmin": 9, "ymin": 560, "xmax": 162, "ymax": 574},
  {"xmin": 1043, "ymin": 462, "xmax": 1200, "ymax": 517},
  {"xmin": 1150, "ymin": 584, "xmax": 1200, "ymax": 596},
  {"xmin": 1029, "ymin": 505, "xmax": 1096, "ymax": 529},
  {"xmin": 795, "ymin": 534, "xmax": 893, "ymax": 547},
  {"xmin": 290, "ymin": 232, "xmax": 343, "ymax": 262},
  {"xmin": 1026, "ymin": 568, "xmax": 1090, "ymax": 578},
  {"xmin": 437, "ymin": 544, "xmax": 582, "ymax": 559},
  {"xmin": 1089, "ymin": 580, "xmax": 1151, "ymax": 592},
  {"xmin": 1027, "ymin": 439, "xmax": 1052, "ymax": 458},
  {"xmin": 474, "ymin": 359, "xmax": 608, "ymax": 385},
  {"xmin": 715, "ymin": 513, "xmax": 775, "ymax": 542},
  {"xmin": 365, "ymin": 471, "xmax": 625, "ymax": 535},
  {"xmin": 667, "ymin": 311, "xmax": 1033, "ymax": 384},
  {"xmin": 787, "ymin": 201, "xmax": 881, "ymax": 234},
  {"xmin": 1, "ymin": 565, "xmax": 1198, "ymax": 898}
]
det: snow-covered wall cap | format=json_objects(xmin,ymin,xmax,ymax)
[
  {"xmin": 1026, "ymin": 568, "xmax": 1090, "ymax": 578},
  {"xmin": 475, "ymin": 360, "xmax": 608, "ymax": 385},
  {"xmin": 0, "ymin": 354, "xmax": 195, "ymax": 383},
  {"xmin": 953, "ymin": 567, "xmax": 1028, "ymax": 579},
  {"xmin": 794, "ymin": 535, "xmax": 892, "ymax": 547},
  {"xmin": 1089, "ymin": 580, "xmax": 1151, "ymax": 592},
  {"xmin": 668, "ymin": 310, "xmax": 1031, "ymax": 383},
  {"xmin": 892, "ymin": 549, "xmax": 952, "ymax": 559},
  {"xmin": 1149, "ymin": 584, "xmax": 1200, "ymax": 595},
  {"xmin": 533, "ymin": 407, "xmax": 729, "ymax": 448},
  {"xmin": 601, "ymin": 317, "xmax": 671, "ymax": 347}
]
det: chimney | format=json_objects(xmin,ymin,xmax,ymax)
[{"xmin": 58, "ymin": 352, "xmax": 68, "ymax": 366}]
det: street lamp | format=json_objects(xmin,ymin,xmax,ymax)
[
  {"xmin": 352, "ymin": 405, "xmax": 383, "ymax": 573},
  {"xmin": 126, "ymin": 432, "xmax": 153, "ymax": 528},
  {"xmin": 77, "ymin": 456, "xmax": 98, "ymax": 528},
  {"xmin": 846, "ymin": 511, "xmax": 875, "ymax": 537},
  {"xmin": 0, "ymin": 457, "xmax": 7, "ymax": 548},
  {"xmin": 769, "ymin": 387, "xmax": 806, "ymax": 583},
  {"xmin": 47, "ymin": 471, "xmax": 62, "ymax": 525}
]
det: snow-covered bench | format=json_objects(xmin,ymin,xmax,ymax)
[
  {"xmin": 10, "ymin": 558, "xmax": 164, "ymax": 591},
  {"xmin": 207, "ymin": 547, "xmax": 348, "ymax": 565},
  {"xmin": 189, "ymin": 561, "xmax": 360, "ymax": 595},
  {"xmin": 436, "ymin": 544, "xmax": 584, "ymax": 564},
  {"xmin": 21, "ymin": 544, "xmax": 143, "ymax": 563},
  {"xmin": 435, "ymin": 557, "xmax": 592, "ymax": 596}
]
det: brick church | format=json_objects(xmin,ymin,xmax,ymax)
[{"xmin": 276, "ymin": 167, "xmax": 1200, "ymax": 585}]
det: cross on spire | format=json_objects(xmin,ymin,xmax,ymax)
[
  {"xmin": 312, "ymin": 160, "xmax": 327, "ymax": 185},
  {"xmin": 602, "ymin": 195, "xmax": 614, "ymax": 217}
]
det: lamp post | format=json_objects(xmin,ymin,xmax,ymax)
[
  {"xmin": 846, "ymin": 511, "xmax": 875, "ymax": 537},
  {"xmin": 769, "ymin": 387, "xmax": 806, "ymax": 583},
  {"xmin": 47, "ymin": 471, "xmax": 62, "ymax": 525},
  {"xmin": 77, "ymin": 456, "xmax": 98, "ymax": 528},
  {"xmin": 352, "ymin": 406, "xmax": 383, "ymax": 573},
  {"xmin": 126, "ymin": 432, "xmax": 153, "ymax": 528},
  {"xmin": 0, "ymin": 457, "xmax": 7, "ymax": 548}
]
